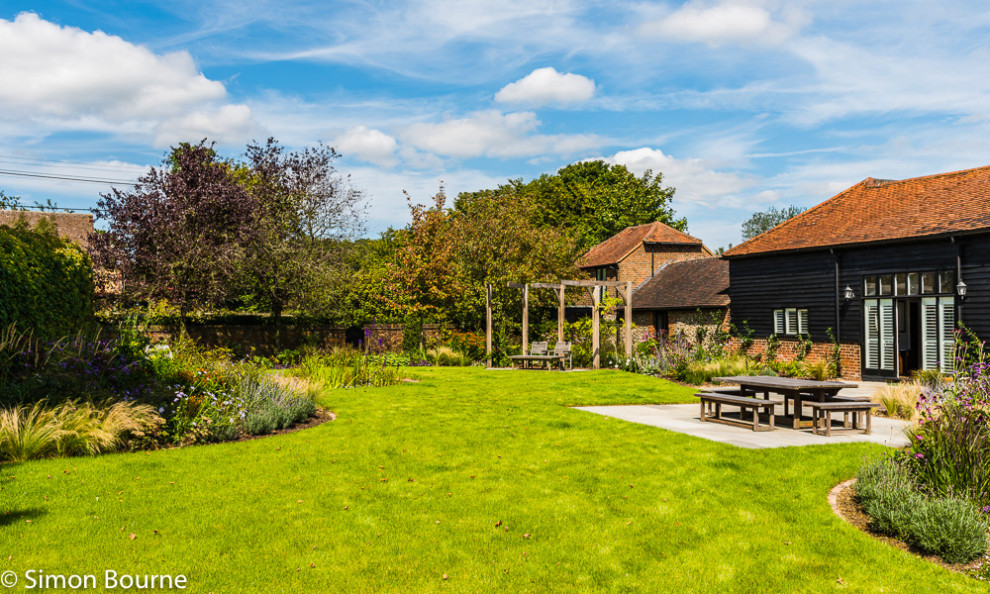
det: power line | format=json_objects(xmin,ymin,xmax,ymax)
[
  {"xmin": 1, "ymin": 203, "xmax": 94, "ymax": 213},
  {"xmin": 0, "ymin": 153, "xmax": 145, "ymax": 175},
  {"xmin": 0, "ymin": 168, "xmax": 138, "ymax": 186}
]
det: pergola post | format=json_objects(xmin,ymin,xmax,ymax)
[
  {"xmin": 485, "ymin": 283, "xmax": 492, "ymax": 368},
  {"xmin": 521, "ymin": 284, "xmax": 529, "ymax": 355},
  {"xmin": 557, "ymin": 283, "xmax": 565, "ymax": 344},
  {"xmin": 624, "ymin": 281, "xmax": 633, "ymax": 360},
  {"xmin": 592, "ymin": 286, "xmax": 601, "ymax": 370}
]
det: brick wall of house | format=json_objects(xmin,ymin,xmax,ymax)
[
  {"xmin": 729, "ymin": 337, "xmax": 863, "ymax": 380},
  {"xmin": 616, "ymin": 243, "xmax": 709, "ymax": 287},
  {"xmin": 0, "ymin": 211, "xmax": 94, "ymax": 249},
  {"xmin": 628, "ymin": 308, "xmax": 730, "ymax": 343}
]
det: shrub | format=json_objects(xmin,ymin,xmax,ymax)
[
  {"xmin": 0, "ymin": 402, "xmax": 59, "ymax": 462},
  {"xmin": 426, "ymin": 345, "xmax": 472, "ymax": 366},
  {"xmin": 294, "ymin": 348, "xmax": 403, "ymax": 389},
  {"xmin": 872, "ymin": 382, "xmax": 921, "ymax": 420},
  {"xmin": 680, "ymin": 356, "xmax": 752, "ymax": 385},
  {"xmin": 855, "ymin": 456, "xmax": 989, "ymax": 564},
  {"xmin": 856, "ymin": 456, "xmax": 921, "ymax": 539},
  {"xmin": 908, "ymin": 363, "xmax": 990, "ymax": 506},
  {"xmin": 908, "ymin": 496, "xmax": 989, "ymax": 564},
  {"xmin": 0, "ymin": 218, "xmax": 93, "ymax": 340},
  {"xmin": 803, "ymin": 361, "xmax": 831, "ymax": 381},
  {"xmin": 0, "ymin": 400, "xmax": 163, "ymax": 462}
]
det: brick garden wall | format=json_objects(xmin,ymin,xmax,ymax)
[
  {"xmin": 730, "ymin": 337, "xmax": 862, "ymax": 380},
  {"xmin": 139, "ymin": 322, "xmax": 442, "ymax": 356}
]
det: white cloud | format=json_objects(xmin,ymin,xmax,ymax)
[
  {"xmin": 604, "ymin": 147, "xmax": 760, "ymax": 208},
  {"xmin": 402, "ymin": 110, "xmax": 605, "ymax": 159},
  {"xmin": 155, "ymin": 105, "xmax": 259, "ymax": 147},
  {"xmin": 333, "ymin": 125, "xmax": 399, "ymax": 167},
  {"xmin": 0, "ymin": 12, "xmax": 255, "ymax": 144},
  {"xmin": 495, "ymin": 67, "xmax": 596, "ymax": 106},
  {"xmin": 639, "ymin": 1, "xmax": 803, "ymax": 47}
]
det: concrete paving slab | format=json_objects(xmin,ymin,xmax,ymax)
[{"xmin": 573, "ymin": 403, "xmax": 912, "ymax": 449}]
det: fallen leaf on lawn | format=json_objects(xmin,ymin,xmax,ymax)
[
  {"xmin": 626, "ymin": 521, "xmax": 632, "ymax": 526},
  {"xmin": 523, "ymin": 534, "xmax": 531, "ymax": 539},
  {"xmin": 837, "ymin": 578, "xmax": 846, "ymax": 585},
  {"xmin": 494, "ymin": 520, "xmax": 503, "ymax": 528},
  {"xmin": 629, "ymin": 484, "xmax": 634, "ymax": 488},
  {"xmin": 24, "ymin": 520, "xmax": 31, "ymax": 524},
  {"xmin": 442, "ymin": 574, "xmax": 448, "ymax": 580},
  {"xmin": 435, "ymin": 520, "xmax": 441, "ymax": 524},
  {"xmin": 276, "ymin": 447, "xmax": 281, "ymax": 451},
  {"xmin": 128, "ymin": 533, "xmax": 136, "ymax": 540},
  {"xmin": 408, "ymin": 478, "xmax": 415, "ymax": 482},
  {"xmin": 380, "ymin": 478, "xmax": 388, "ymax": 483},
  {"xmin": 310, "ymin": 563, "xmax": 315, "ymax": 568},
  {"xmin": 343, "ymin": 506, "xmax": 349, "ymax": 510},
  {"xmin": 297, "ymin": 500, "xmax": 303, "ymax": 503},
  {"xmin": 47, "ymin": 475, "xmax": 52, "ymax": 479}
]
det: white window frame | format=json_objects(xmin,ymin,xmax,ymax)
[{"xmin": 773, "ymin": 308, "xmax": 808, "ymax": 336}]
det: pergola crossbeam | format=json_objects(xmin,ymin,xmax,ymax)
[{"xmin": 487, "ymin": 278, "xmax": 634, "ymax": 370}]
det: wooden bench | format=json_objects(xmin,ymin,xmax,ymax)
[
  {"xmin": 695, "ymin": 392, "xmax": 781, "ymax": 432},
  {"xmin": 806, "ymin": 401, "xmax": 881, "ymax": 436},
  {"xmin": 509, "ymin": 341, "xmax": 572, "ymax": 370}
]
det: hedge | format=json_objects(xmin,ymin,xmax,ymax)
[{"xmin": 0, "ymin": 217, "xmax": 94, "ymax": 339}]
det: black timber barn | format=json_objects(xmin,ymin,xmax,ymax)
[{"xmin": 723, "ymin": 166, "xmax": 990, "ymax": 380}]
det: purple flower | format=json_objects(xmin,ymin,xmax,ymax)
[
  {"xmin": 915, "ymin": 434, "xmax": 923, "ymax": 441},
  {"xmin": 915, "ymin": 453, "xmax": 924, "ymax": 459}
]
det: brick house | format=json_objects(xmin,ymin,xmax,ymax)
[
  {"xmin": 574, "ymin": 222, "xmax": 723, "ymax": 340},
  {"xmin": 723, "ymin": 165, "xmax": 990, "ymax": 380},
  {"xmin": 0, "ymin": 210, "xmax": 94, "ymax": 249},
  {"xmin": 576, "ymin": 222, "xmax": 713, "ymax": 287}
]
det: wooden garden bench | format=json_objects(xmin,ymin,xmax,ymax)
[
  {"xmin": 508, "ymin": 341, "xmax": 553, "ymax": 369},
  {"xmin": 806, "ymin": 401, "xmax": 881, "ymax": 436},
  {"xmin": 695, "ymin": 392, "xmax": 781, "ymax": 432},
  {"xmin": 508, "ymin": 341, "xmax": 572, "ymax": 370}
]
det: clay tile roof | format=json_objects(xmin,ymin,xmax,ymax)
[
  {"xmin": 577, "ymin": 222, "xmax": 704, "ymax": 268},
  {"xmin": 724, "ymin": 165, "xmax": 990, "ymax": 258},
  {"xmin": 632, "ymin": 257, "xmax": 729, "ymax": 310}
]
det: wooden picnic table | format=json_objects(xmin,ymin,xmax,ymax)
[{"xmin": 712, "ymin": 376, "xmax": 859, "ymax": 429}]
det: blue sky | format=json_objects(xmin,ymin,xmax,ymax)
[{"xmin": 2, "ymin": 1, "xmax": 990, "ymax": 249}]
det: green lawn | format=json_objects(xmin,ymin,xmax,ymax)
[{"xmin": 1, "ymin": 368, "xmax": 984, "ymax": 592}]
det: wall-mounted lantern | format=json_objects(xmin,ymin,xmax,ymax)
[
  {"xmin": 957, "ymin": 279, "xmax": 968, "ymax": 299},
  {"xmin": 843, "ymin": 285, "xmax": 855, "ymax": 301}
]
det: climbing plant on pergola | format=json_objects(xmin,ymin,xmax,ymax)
[{"xmin": 484, "ymin": 280, "xmax": 633, "ymax": 370}]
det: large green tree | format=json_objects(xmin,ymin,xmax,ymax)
[
  {"xmin": 741, "ymin": 205, "xmax": 807, "ymax": 240},
  {"xmin": 374, "ymin": 186, "xmax": 580, "ymax": 330},
  {"xmin": 238, "ymin": 138, "xmax": 365, "ymax": 331},
  {"xmin": 457, "ymin": 161, "xmax": 685, "ymax": 251}
]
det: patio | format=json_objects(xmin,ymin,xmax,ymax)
[{"xmin": 574, "ymin": 400, "xmax": 912, "ymax": 449}]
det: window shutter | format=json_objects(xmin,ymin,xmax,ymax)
[
  {"xmin": 798, "ymin": 309, "xmax": 809, "ymax": 335},
  {"xmin": 921, "ymin": 297, "xmax": 939, "ymax": 371},
  {"xmin": 880, "ymin": 299, "xmax": 894, "ymax": 371},
  {"xmin": 785, "ymin": 309, "xmax": 797, "ymax": 335},
  {"xmin": 864, "ymin": 300, "xmax": 878, "ymax": 369},
  {"xmin": 940, "ymin": 297, "xmax": 955, "ymax": 373},
  {"xmin": 773, "ymin": 310, "xmax": 784, "ymax": 335}
]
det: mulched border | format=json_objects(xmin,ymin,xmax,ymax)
[{"xmin": 828, "ymin": 479, "xmax": 987, "ymax": 574}]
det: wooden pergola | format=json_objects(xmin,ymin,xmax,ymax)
[{"xmin": 484, "ymin": 280, "xmax": 633, "ymax": 370}]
